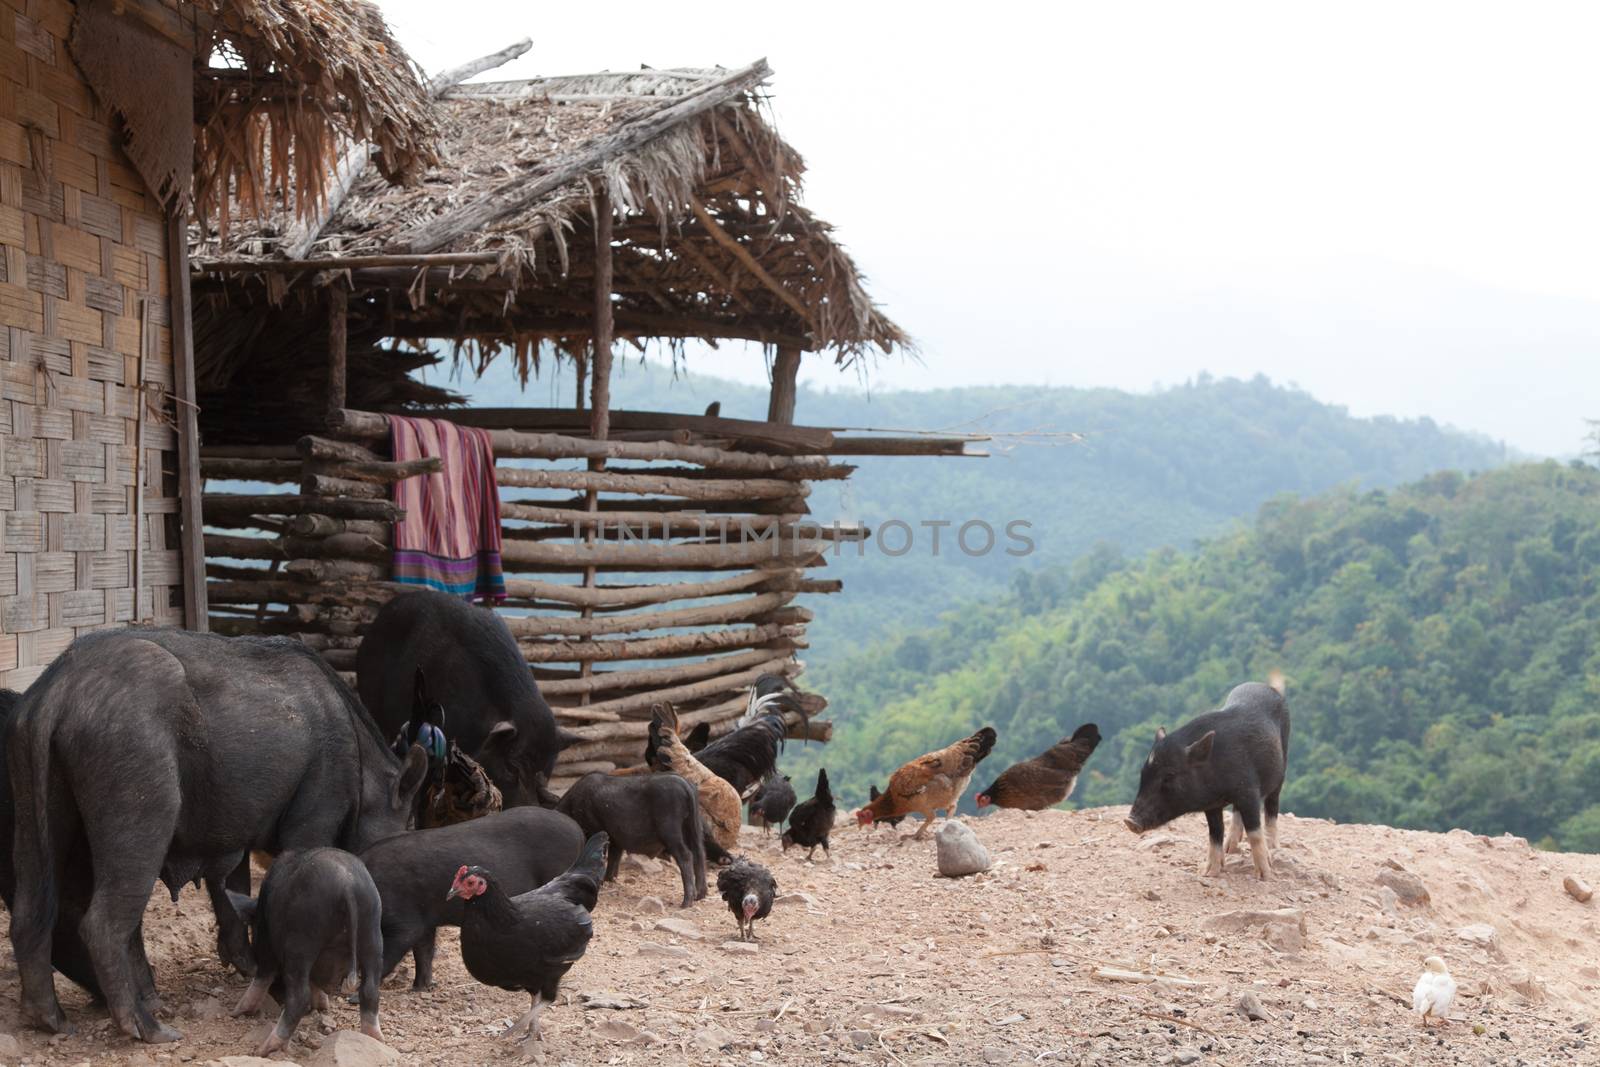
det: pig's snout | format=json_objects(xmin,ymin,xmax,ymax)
[{"xmin": 1123, "ymin": 817, "xmax": 1145, "ymax": 835}]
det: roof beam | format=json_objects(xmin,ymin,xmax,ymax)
[
  {"xmin": 687, "ymin": 196, "xmax": 813, "ymax": 329},
  {"xmin": 388, "ymin": 59, "xmax": 773, "ymax": 254}
]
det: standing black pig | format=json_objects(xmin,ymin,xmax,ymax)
[
  {"xmin": 231, "ymin": 848, "xmax": 385, "ymax": 1056},
  {"xmin": 1123, "ymin": 681, "xmax": 1290, "ymax": 880},
  {"xmin": 6, "ymin": 629, "xmax": 428, "ymax": 1043},
  {"xmin": 359, "ymin": 806, "xmax": 583, "ymax": 988},
  {"xmin": 556, "ymin": 771, "xmax": 708, "ymax": 907},
  {"xmin": 357, "ymin": 590, "xmax": 577, "ymax": 807}
]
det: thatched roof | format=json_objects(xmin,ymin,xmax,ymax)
[
  {"xmin": 192, "ymin": 61, "xmax": 907, "ymax": 367},
  {"xmin": 190, "ymin": 0, "xmax": 439, "ymax": 224}
]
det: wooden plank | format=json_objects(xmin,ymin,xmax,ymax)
[
  {"xmin": 166, "ymin": 212, "xmax": 207, "ymax": 630},
  {"xmin": 767, "ymin": 344, "xmax": 801, "ymax": 424}
]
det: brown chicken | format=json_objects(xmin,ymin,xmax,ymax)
[
  {"xmin": 650, "ymin": 703, "xmax": 742, "ymax": 853},
  {"xmin": 854, "ymin": 726, "xmax": 998, "ymax": 839},
  {"xmin": 974, "ymin": 724, "xmax": 1101, "ymax": 810}
]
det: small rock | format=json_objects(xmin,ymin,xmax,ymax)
[
  {"xmin": 1236, "ymin": 993, "xmax": 1271, "ymax": 1021},
  {"xmin": 0, "ymin": 1035, "xmax": 22, "ymax": 1062},
  {"xmin": 1565, "ymin": 876, "xmax": 1594, "ymax": 903},
  {"xmin": 594, "ymin": 1019, "xmax": 642, "ymax": 1042},
  {"xmin": 654, "ymin": 917, "xmax": 705, "ymax": 941},
  {"xmin": 1457, "ymin": 922, "xmax": 1504, "ymax": 959},
  {"xmin": 1203, "ymin": 909, "xmax": 1307, "ymax": 935},
  {"xmin": 622, "ymin": 855, "xmax": 662, "ymax": 875},
  {"xmin": 935, "ymin": 820, "xmax": 991, "ymax": 877},
  {"xmin": 206, "ymin": 1059, "xmax": 292, "ymax": 1067},
  {"xmin": 848, "ymin": 1030, "xmax": 873, "ymax": 1049},
  {"xmin": 692, "ymin": 1026, "xmax": 737, "ymax": 1052},
  {"xmin": 580, "ymin": 993, "xmax": 647, "ymax": 1010},
  {"xmin": 1375, "ymin": 867, "xmax": 1431, "ymax": 906},
  {"xmin": 722, "ymin": 940, "xmax": 758, "ymax": 954},
  {"xmin": 304, "ymin": 1031, "xmax": 399, "ymax": 1067},
  {"xmin": 1505, "ymin": 967, "xmax": 1547, "ymax": 1003},
  {"xmin": 1142, "ymin": 888, "xmax": 1162, "ymax": 901},
  {"xmin": 637, "ymin": 941, "xmax": 690, "ymax": 959},
  {"xmin": 775, "ymin": 891, "xmax": 819, "ymax": 907},
  {"xmin": 634, "ymin": 896, "xmax": 667, "ymax": 916},
  {"xmin": 187, "ymin": 996, "xmax": 225, "ymax": 1020},
  {"xmin": 1263, "ymin": 921, "xmax": 1304, "ymax": 953},
  {"xmin": 982, "ymin": 1045, "xmax": 1013, "ymax": 1064},
  {"xmin": 1135, "ymin": 833, "xmax": 1181, "ymax": 851},
  {"xmin": 1171, "ymin": 1049, "xmax": 1201, "ymax": 1065}
]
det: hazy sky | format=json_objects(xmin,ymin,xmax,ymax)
[{"xmin": 378, "ymin": 1, "xmax": 1599, "ymax": 456}]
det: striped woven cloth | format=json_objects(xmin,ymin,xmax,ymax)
[{"xmin": 389, "ymin": 416, "xmax": 506, "ymax": 602}]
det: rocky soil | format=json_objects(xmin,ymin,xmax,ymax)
[{"xmin": 0, "ymin": 807, "xmax": 1596, "ymax": 1066}]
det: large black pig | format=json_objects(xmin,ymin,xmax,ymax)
[
  {"xmin": 6, "ymin": 629, "xmax": 428, "ymax": 1043},
  {"xmin": 1123, "ymin": 681, "xmax": 1290, "ymax": 880},
  {"xmin": 357, "ymin": 590, "xmax": 576, "ymax": 807},
  {"xmin": 359, "ymin": 805, "xmax": 583, "ymax": 988}
]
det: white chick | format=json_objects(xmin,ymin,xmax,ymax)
[{"xmin": 1412, "ymin": 956, "xmax": 1456, "ymax": 1027}]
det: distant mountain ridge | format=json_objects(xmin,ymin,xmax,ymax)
[{"xmin": 456, "ymin": 363, "xmax": 1511, "ymax": 658}]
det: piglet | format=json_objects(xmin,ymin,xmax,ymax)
[
  {"xmin": 1123, "ymin": 681, "xmax": 1290, "ymax": 879},
  {"xmin": 556, "ymin": 771, "xmax": 708, "ymax": 906},
  {"xmin": 231, "ymin": 848, "xmax": 385, "ymax": 1055}
]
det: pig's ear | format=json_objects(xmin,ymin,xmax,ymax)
[
  {"xmin": 393, "ymin": 743, "xmax": 430, "ymax": 811},
  {"xmin": 1185, "ymin": 731, "xmax": 1215, "ymax": 765},
  {"xmin": 555, "ymin": 728, "xmax": 584, "ymax": 751},
  {"xmin": 226, "ymin": 890, "xmax": 258, "ymax": 923},
  {"xmin": 412, "ymin": 668, "xmax": 429, "ymax": 709},
  {"xmin": 481, "ymin": 720, "xmax": 518, "ymax": 757},
  {"xmin": 1154, "ymin": 726, "xmax": 1166, "ymax": 743}
]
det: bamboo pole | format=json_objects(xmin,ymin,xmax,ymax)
[
  {"xmin": 536, "ymin": 648, "xmax": 790, "ymax": 697},
  {"xmin": 167, "ymin": 212, "xmax": 208, "ymax": 631},
  {"xmin": 325, "ymin": 286, "xmax": 347, "ymax": 419},
  {"xmin": 495, "ymin": 466, "xmax": 806, "ymax": 500},
  {"xmin": 202, "ymin": 494, "xmax": 404, "ymax": 522},
  {"xmin": 521, "ymin": 623, "xmax": 804, "ymax": 663},
  {"xmin": 502, "ymin": 591, "xmax": 792, "ymax": 639},
  {"xmin": 580, "ymin": 186, "xmax": 615, "ymax": 698},
  {"xmin": 767, "ymin": 345, "xmax": 802, "ymax": 425}
]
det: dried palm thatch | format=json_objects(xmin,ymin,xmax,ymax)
[
  {"xmin": 193, "ymin": 61, "xmax": 906, "ymax": 376},
  {"xmin": 191, "ymin": 0, "xmax": 439, "ymax": 228}
]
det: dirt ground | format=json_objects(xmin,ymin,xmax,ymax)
[{"xmin": 0, "ymin": 806, "xmax": 1596, "ymax": 1066}]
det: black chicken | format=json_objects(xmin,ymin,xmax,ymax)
[
  {"xmin": 447, "ymin": 833, "xmax": 609, "ymax": 1052},
  {"xmin": 745, "ymin": 775, "xmax": 796, "ymax": 835},
  {"xmin": 781, "ymin": 768, "xmax": 835, "ymax": 860},
  {"xmin": 717, "ymin": 857, "xmax": 776, "ymax": 941}
]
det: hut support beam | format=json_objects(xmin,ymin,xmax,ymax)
[
  {"xmin": 167, "ymin": 213, "xmax": 208, "ymax": 631},
  {"xmin": 688, "ymin": 196, "xmax": 813, "ymax": 328},
  {"xmin": 768, "ymin": 345, "xmax": 801, "ymax": 425},
  {"xmin": 580, "ymin": 187, "xmax": 615, "ymax": 693},
  {"xmin": 325, "ymin": 287, "xmax": 348, "ymax": 418}
]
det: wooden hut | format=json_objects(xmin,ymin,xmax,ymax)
[
  {"xmin": 0, "ymin": 0, "xmax": 434, "ymax": 689},
  {"xmin": 187, "ymin": 51, "xmax": 983, "ymax": 784}
]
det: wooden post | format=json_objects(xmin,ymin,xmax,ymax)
[
  {"xmin": 326, "ymin": 287, "xmax": 348, "ymax": 418},
  {"xmin": 573, "ymin": 352, "xmax": 587, "ymax": 411},
  {"xmin": 166, "ymin": 213, "xmax": 209, "ymax": 631},
  {"xmin": 579, "ymin": 188, "xmax": 615, "ymax": 695},
  {"xmin": 767, "ymin": 345, "xmax": 801, "ymax": 424}
]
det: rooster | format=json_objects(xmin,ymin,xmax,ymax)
[
  {"xmin": 649, "ymin": 703, "xmax": 742, "ymax": 854},
  {"xmin": 975, "ymin": 724, "xmax": 1101, "ymax": 810},
  {"xmin": 645, "ymin": 675, "xmax": 795, "ymax": 793},
  {"xmin": 717, "ymin": 857, "xmax": 776, "ymax": 941},
  {"xmin": 447, "ymin": 833, "xmax": 608, "ymax": 1054},
  {"xmin": 867, "ymin": 785, "xmax": 903, "ymax": 828},
  {"xmin": 855, "ymin": 727, "xmax": 998, "ymax": 839}
]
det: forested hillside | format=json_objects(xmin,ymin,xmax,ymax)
[
  {"xmin": 461, "ymin": 363, "xmax": 1509, "ymax": 656},
  {"xmin": 795, "ymin": 462, "xmax": 1600, "ymax": 851}
]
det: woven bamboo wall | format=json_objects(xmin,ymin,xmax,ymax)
[{"xmin": 0, "ymin": 0, "xmax": 184, "ymax": 689}]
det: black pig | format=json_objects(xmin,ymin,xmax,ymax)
[
  {"xmin": 6, "ymin": 629, "xmax": 428, "ymax": 1043},
  {"xmin": 556, "ymin": 771, "xmax": 708, "ymax": 907},
  {"xmin": 359, "ymin": 806, "xmax": 583, "ymax": 988},
  {"xmin": 357, "ymin": 590, "xmax": 578, "ymax": 808},
  {"xmin": 1123, "ymin": 682, "xmax": 1290, "ymax": 880},
  {"xmin": 231, "ymin": 848, "xmax": 385, "ymax": 1056}
]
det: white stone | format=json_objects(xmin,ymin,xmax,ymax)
[
  {"xmin": 304, "ymin": 1032, "xmax": 399, "ymax": 1067},
  {"xmin": 935, "ymin": 820, "xmax": 991, "ymax": 877}
]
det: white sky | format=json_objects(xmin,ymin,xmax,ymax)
[{"xmin": 377, "ymin": 0, "xmax": 1600, "ymax": 456}]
